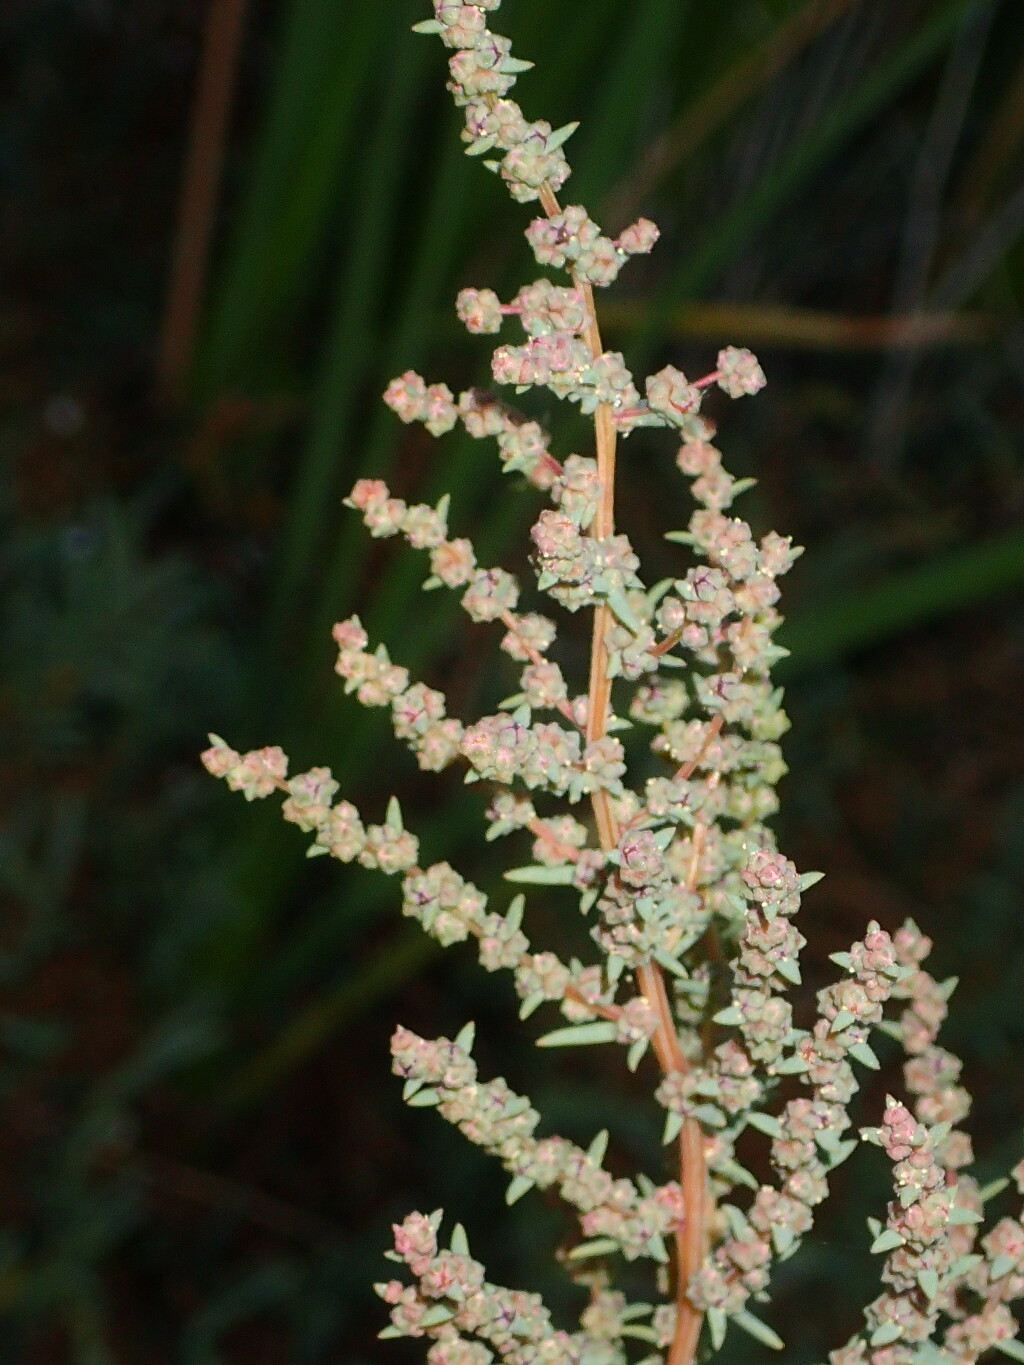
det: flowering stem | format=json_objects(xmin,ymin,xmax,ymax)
[
  {"xmin": 499, "ymin": 608, "xmax": 582, "ymax": 730},
  {"xmin": 538, "ymin": 178, "xmax": 706, "ymax": 1365}
]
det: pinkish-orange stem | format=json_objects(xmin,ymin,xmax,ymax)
[{"xmin": 538, "ymin": 179, "xmax": 707, "ymax": 1365}]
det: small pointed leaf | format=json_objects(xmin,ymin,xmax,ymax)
[
  {"xmin": 848, "ymin": 1040, "xmax": 880, "ymax": 1070},
  {"xmin": 746, "ymin": 1111, "xmax": 784, "ymax": 1139},
  {"xmin": 504, "ymin": 864, "xmax": 575, "ymax": 885},
  {"xmin": 732, "ymin": 1309, "xmax": 784, "ymax": 1351},
  {"xmin": 871, "ymin": 1323, "xmax": 903, "ymax": 1347},
  {"xmin": 506, "ymin": 894, "xmax": 525, "ymax": 931},
  {"xmin": 713, "ymin": 1005, "xmax": 743, "ymax": 1026},
  {"xmin": 605, "ymin": 588, "xmax": 643, "ymax": 631},
  {"xmin": 949, "ymin": 1207, "xmax": 982, "ymax": 1225},
  {"xmin": 506, "ymin": 1175, "xmax": 534, "ymax": 1206},
  {"xmin": 979, "ymin": 1178, "xmax": 1010, "ymax": 1203},
  {"xmin": 537, "ymin": 1021, "xmax": 617, "ymax": 1048},
  {"xmin": 545, "ymin": 121, "xmax": 579, "ymax": 152},
  {"xmin": 567, "ymin": 1237, "xmax": 619, "ymax": 1260},
  {"xmin": 917, "ymin": 1268, "xmax": 939, "ymax": 1301},
  {"xmin": 627, "ymin": 1037, "xmax": 649, "ymax": 1072},
  {"xmin": 407, "ymin": 1088, "xmax": 440, "ymax": 1107},
  {"xmin": 707, "ymin": 1308, "xmax": 727, "ymax": 1350},
  {"xmin": 518, "ymin": 990, "xmax": 544, "ymax": 1020},
  {"xmin": 775, "ymin": 956, "xmax": 802, "ymax": 985},
  {"xmin": 587, "ymin": 1130, "xmax": 609, "ymax": 1165}
]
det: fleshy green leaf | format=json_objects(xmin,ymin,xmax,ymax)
[
  {"xmin": 980, "ymin": 1178, "xmax": 1010, "ymax": 1203},
  {"xmin": 707, "ymin": 1307, "xmax": 728, "ymax": 1350},
  {"xmin": 620, "ymin": 1325, "xmax": 660, "ymax": 1344},
  {"xmin": 519, "ymin": 990, "xmax": 544, "ymax": 1020},
  {"xmin": 917, "ymin": 1268, "xmax": 939, "ymax": 1301},
  {"xmin": 773, "ymin": 1053, "xmax": 811, "ymax": 1074},
  {"xmin": 506, "ymin": 1175, "xmax": 534, "ymax": 1206},
  {"xmin": 406, "ymin": 1087, "xmax": 440, "ymax": 1107},
  {"xmin": 588, "ymin": 1129, "xmax": 609, "ymax": 1165},
  {"xmin": 652, "ymin": 947, "xmax": 689, "ymax": 979},
  {"xmin": 690, "ymin": 1102, "xmax": 726, "ymax": 1127},
  {"xmin": 568, "ymin": 1237, "xmax": 620, "ymax": 1260},
  {"xmin": 827, "ymin": 1139, "xmax": 858, "ymax": 1169},
  {"xmin": 546, "ymin": 121, "xmax": 580, "ymax": 152},
  {"xmin": 605, "ymin": 587, "xmax": 644, "ymax": 631},
  {"xmin": 662, "ymin": 1110, "xmax": 684, "ymax": 1145},
  {"xmin": 775, "ymin": 956, "xmax": 802, "ymax": 985},
  {"xmin": 732, "ymin": 1309, "xmax": 785, "ymax": 1351},
  {"xmin": 848, "ymin": 1040, "xmax": 880, "ymax": 1070},
  {"xmin": 506, "ymin": 894, "xmax": 525, "ymax": 932},
  {"xmin": 746, "ymin": 1111, "xmax": 784, "ymax": 1139},
  {"xmin": 949, "ymin": 1207, "xmax": 983, "ymax": 1225},
  {"xmin": 713, "ymin": 1005, "xmax": 743, "ymax": 1026},
  {"xmin": 627, "ymin": 1037, "xmax": 649, "ymax": 1071},
  {"xmin": 504, "ymin": 864, "xmax": 575, "ymax": 885},
  {"xmin": 420, "ymin": 1304, "xmax": 455, "ymax": 1327},
  {"xmin": 871, "ymin": 1323, "xmax": 903, "ymax": 1347},
  {"xmin": 537, "ymin": 1021, "xmax": 618, "ymax": 1048}
]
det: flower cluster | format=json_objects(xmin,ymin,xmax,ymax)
[
  {"xmin": 681, "ymin": 860, "xmax": 906, "ymax": 1335},
  {"xmin": 378, "ymin": 1210, "xmax": 662, "ymax": 1364},
  {"xmin": 201, "ymin": 6, "xmax": 1024, "ymax": 1365},
  {"xmin": 200, "ymin": 738, "xmax": 419, "ymax": 872},
  {"xmin": 391, "ymin": 1026, "xmax": 681, "ymax": 1264}
]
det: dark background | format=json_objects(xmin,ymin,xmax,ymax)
[{"xmin": 2, "ymin": 0, "xmax": 1023, "ymax": 1360}]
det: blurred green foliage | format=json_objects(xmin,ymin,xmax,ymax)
[{"xmin": 1, "ymin": 0, "xmax": 1023, "ymax": 1360}]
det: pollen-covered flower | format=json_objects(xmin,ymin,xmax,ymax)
[
  {"xmin": 456, "ymin": 287, "xmax": 503, "ymax": 334},
  {"xmin": 717, "ymin": 345, "xmax": 767, "ymax": 398}
]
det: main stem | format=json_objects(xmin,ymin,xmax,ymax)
[{"xmin": 538, "ymin": 185, "xmax": 706, "ymax": 1365}]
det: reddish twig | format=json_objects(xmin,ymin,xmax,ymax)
[{"xmin": 537, "ymin": 178, "xmax": 707, "ymax": 1365}]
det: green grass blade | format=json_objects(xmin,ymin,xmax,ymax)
[
  {"xmin": 779, "ymin": 526, "xmax": 1024, "ymax": 673},
  {"xmin": 266, "ymin": 26, "xmax": 430, "ymax": 641},
  {"xmin": 570, "ymin": 0, "xmax": 692, "ymax": 211},
  {"xmin": 664, "ymin": 0, "xmax": 988, "ymax": 307},
  {"xmin": 196, "ymin": 0, "xmax": 382, "ymax": 395}
]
